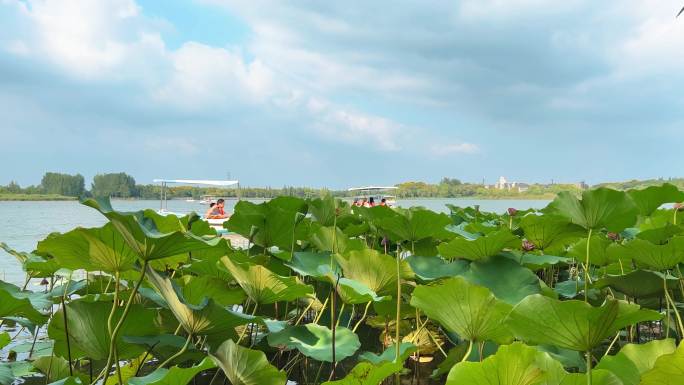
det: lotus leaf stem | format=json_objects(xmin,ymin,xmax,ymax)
[
  {"xmin": 295, "ymin": 299, "xmax": 315, "ymax": 325},
  {"xmin": 60, "ymin": 297, "xmax": 73, "ymax": 377},
  {"xmin": 237, "ymin": 304, "xmax": 259, "ymax": 344},
  {"xmin": 99, "ymin": 260, "xmax": 149, "ymax": 385},
  {"xmin": 584, "ymin": 229, "xmax": 593, "ymax": 302},
  {"xmin": 158, "ymin": 332, "xmax": 193, "ymax": 368},
  {"xmin": 314, "ymin": 296, "xmax": 329, "ymax": 324},
  {"xmin": 663, "ymin": 278, "xmax": 684, "ymax": 337},
  {"xmin": 586, "ymin": 351, "xmax": 593, "ymax": 385},
  {"xmin": 461, "ymin": 340, "xmax": 473, "ymax": 363},
  {"xmin": 352, "ymin": 301, "xmax": 372, "ymax": 333},
  {"xmin": 603, "ymin": 331, "xmax": 621, "ymax": 357}
]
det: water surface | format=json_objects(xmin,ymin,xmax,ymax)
[{"xmin": 0, "ymin": 198, "xmax": 549, "ymax": 285}]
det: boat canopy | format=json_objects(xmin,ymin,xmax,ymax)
[
  {"xmin": 153, "ymin": 179, "xmax": 239, "ymax": 187},
  {"xmin": 348, "ymin": 186, "xmax": 398, "ymax": 192}
]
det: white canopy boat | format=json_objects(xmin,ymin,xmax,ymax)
[
  {"xmin": 153, "ymin": 178, "xmax": 240, "ymax": 233},
  {"xmin": 348, "ymin": 185, "xmax": 398, "ymax": 207}
]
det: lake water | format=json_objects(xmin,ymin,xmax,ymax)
[{"xmin": 0, "ymin": 198, "xmax": 549, "ymax": 286}]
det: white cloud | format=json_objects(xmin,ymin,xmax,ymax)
[{"xmin": 431, "ymin": 142, "xmax": 480, "ymax": 155}]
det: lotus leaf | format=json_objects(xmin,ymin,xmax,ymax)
[
  {"xmin": 180, "ymin": 275, "xmax": 245, "ymax": 306},
  {"xmin": 32, "ymin": 356, "xmax": 85, "ymax": 383},
  {"xmin": 594, "ymin": 270, "xmax": 679, "ymax": 298},
  {"xmin": 410, "ymin": 277, "xmax": 513, "ymax": 344},
  {"xmin": 358, "ymin": 342, "xmax": 416, "ymax": 364},
  {"xmin": 322, "ymin": 361, "xmax": 404, "ymax": 385},
  {"xmin": 437, "ymin": 229, "xmax": 519, "ymax": 261},
  {"xmin": 628, "ymin": 183, "xmax": 684, "ymax": 217},
  {"xmin": 506, "ymin": 295, "xmax": 662, "ymax": 352},
  {"xmin": 335, "ymin": 249, "xmax": 412, "ymax": 296},
  {"xmin": 520, "ymin": 214, "xmax": 585, "ymax": 253},
  {"xmin": 48, "ymin": 299, "xmax": 161, "ymax": 360},
  {"xmin": 146, "ymin": 266, "xmax": 257, "ymax": 339},
  {"xmin": 567, "ymin": 235, "xmax": 614, "ymax": 266},
  {"xmin": 285, "ymin": 251, "xmax": 338, "ymax": 279},
  {"xmin": 310, "ymin": 224, "xmax": 349, "ymax": 253},
  {"xmin": 462, "ymin": 254, "xmax": 542, "ymax": 304},
  {"xmin": 545, "ymin": 188, "xmax": 638, "ymax": 232},
  {"xmin": 36, "ymin": 224, "xmax": 136, "ymax": 273},
  {"xmin": 220, "ymin": 256, "xmax": 313, "ymax": 304},
  {"xmin": 0, "ymin": 281, "xmax": 48, "ymax": 324},
  {"xmin": 615, "ymin": 237, "xmax": 684, "ymax": 270},
  {"xmin": 209, "ymin": 339, "xmax": 286, "ymax": 385},
  {"xmin": 378, "ymin": 207, "xmax": 452, "ymax": 243},
  {"xmin": 336, "ymin": 277, "xmax": 387, "ymax": 304},
  {"xmin": 595, "ymin": 339, "xmax": 676, "ymax": 385},
  {"xmin": 82, "ymin": 197, "xmax": 221, "ymax": 261},
  {"xmin": 405, "ymin": 255, "xmax": 469, "ymax": 281},
  {"xmin": 309, "ymin": 195, "xmax": 350, "ymax": 227},
  {"xmin": 638, "ymin": 341, "xmax": 684, "ymax": 385},
  {"xmin": 446, "ymin": 342, "xmax": 544, "ymax": 385},
  {"xmin": 128, "ymin": 356, "xmax": 216, "ymax": 385},
  {"xmin": 268, "ymin": 324, "xmax": 360, "ymax": 362},
  {"xmin": 224, "ymin": 197, "xmax": 308, "ymax": 250}
]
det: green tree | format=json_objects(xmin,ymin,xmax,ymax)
[
  {"xmin": 91, "ymin": 172, "xmax": 137, "ymax": 198},
  {"xmin": 40, "ymin": 172, "xmax": 85, "ymax": 196}
]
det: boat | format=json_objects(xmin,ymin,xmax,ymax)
[
  {"xmin": 153, "ymin": 178, "xmax": 240, "ymax": 233},
  {"xmin": 348, "ymin": 185, "xmax": 398, "ymax": 207}
]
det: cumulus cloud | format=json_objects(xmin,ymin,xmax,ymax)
[{"xmin": 432, "ymin": 142, "xmax": 480, "ymax": 155}]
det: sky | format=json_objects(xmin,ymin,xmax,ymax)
[{"xmin": 1, "ymin": 0, "xmax": 683, "ymax": 189}]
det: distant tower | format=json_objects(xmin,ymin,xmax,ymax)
[{"xmin": 497, "ymin": 176, "xmax": 507, "ymax": 190}]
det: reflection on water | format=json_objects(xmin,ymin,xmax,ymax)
[{"xmin": 0, "ymin": 198, "xmax": 549, "ymax": 286}]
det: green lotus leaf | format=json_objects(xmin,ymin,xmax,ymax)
[
  {"xmin": 81, "ymin": 197, "xmax": 221, "ymax": 261},
  {"xmin": 535, "ymin": 350, "xmax": 624, "ymax": 385},
  {"xmin": 628, "ymin": 183, "xmax": 684, "ymax": 217},
  {"xmin": 180, "ymin": 275, "xmax": 246, "ymax": 306},
  {"xmin": 37, "ymin": 224, "xmax": 137, "ymax": 273},
  {"xmin": 128, "ymin": 356, "xmax": 216, "ymax": 385},
  {"xmin": 309, "ymin": 195, "xmax": 350, "ymax": 227},
  {"xmin": 0, "ymin": 364, "xmax": 11, "ymax": 385},
  {"xmin": 335, "ymin": 249, "xmax": 413, "ymax": 296},
  {"xmin": 437, "ymin": 229, "xmax": 519, "ymax": 261},
  {"xmin": 310, "ymin": 224, "xmax": 349, "ymax": 253},
  {"xmin": 638, "ymin": 341, "xmax": 684, "ymax": 385},
  {"xmin": 46, "ymin": 377, "xmax": 83, "ymax": 385},
  {"xmin": 225, "ymin": 197, "xmax": 308, "ymax": 250},
  {"xmin": 48, "ymin": 299, "xmax": 161, "ymax": 360},
  {"xmin": 567, "ymin": 234, "xmax": 614, "ymax": 266},
  {"xmin": 285, "ymin": 252, "xmax": 338, "ymax": 279},
  {"xmin": 146, "ymin": 266, "xmax": 257, "ymax": 340},
  {"xmin": 636, "ymin": 224, "xmax": 684, "ymax": 245},
  {"xmin": 615, "ymin": 237, "xmax": 684, "ymax": 270},
  {"xmin": 32, "ymin": 356, "xmax": 86, "ymax": 383},
  {"xmin": 322, "ymin": 361, "xmax": 404, "ymax": 385},
  {"xmin": 0, "ymin": 281, "xmax": 48, "ymax": 324},
  {"xmin": 446, "ymin": 342, "xmax": 544, "ymax": 385},
  {"xmin": 268, "ymin": 324, "xmax": 360, "ymax": 362},
  {"xmin": 358, "ymin": 342, "xmax": 417, "ymax": 364},
  {"xmin": 378, "ymin": 207, "xmax": 452, "ymax": 243},
  {"xmin": 209, "ymin": 339, "xmax": 286, "ymax": 385},
  {"xmin": 519, "ymin": 214, "xmax": 585, "ymax": 253},
  {"xmin": 0, "ymin": 332, "xmax": 8, "ymax": 350},
  {"xmin": 547, "ymin": 188, "xmax": 639, "ymax": 233},
  {"xmin": 405, "ymin": 255, "xmax": 469, "ymax": 281},
  {"xmin": 410, "ymin": 277, "xmax": 514, "ymax": 344},
  {"xmin": 220, "ymin": 256, "xmax": 313, "ymax": 304},
  {"xmin": 594, "ymin": 270, "xmax": 679, "ymax": 298},
  {"xmin": 461, "ymin": 254, "xmax": 541, "ymax": 305},
  {"xmin": 506, "ymin": 295, "xmax": 662, "ymax": 352},
  {"xmin": 337, "ymin": 277, "xmax": 387, "ymax": 304},
  {"xmin": 595, "ymin": 339, "xmax": 676, "ymax": 385},
  {"xmin": 0, "ymin": 242, "xmax": 58, "ymax": 278},
  {"xmin": 514, "ymin": 253, "xmax": 572, "ymax": 270}
]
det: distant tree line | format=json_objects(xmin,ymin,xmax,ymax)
[{"xmin": 6, "ymin": 172, "xmax": 681, "ymax": 200}]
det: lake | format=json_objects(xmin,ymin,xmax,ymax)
[{"xmin": 0, "ymin": 198, "xmax": 550, "ymax": 286}]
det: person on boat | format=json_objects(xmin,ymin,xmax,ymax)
[
  {"xmin": 379, "ymin": 198, "xmax": 387, "ymax": 206},
  {"xmin": 204, "ymin": 202, "xmax": 216, "ymax": 218},
  {"xmin": 352, "ymin": 198, "xmax": 359, "ymax": 206},
  {"xmin": 368, "ymin": 197, "xmax": 376, "ymax": 207},
  {"xmin": 360, "ymin": 197, "xmax": 369, "ymax": 207},
  {"xmin": 206, "ymin": 199, "xmax": 228, "ymax": 219}
]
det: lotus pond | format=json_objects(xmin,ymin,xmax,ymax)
[{"xmin": 1, "ymin": 185, "xmax": 684, "ymax": 385}]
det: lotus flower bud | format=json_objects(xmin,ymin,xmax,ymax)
[
  {"xmin": 522, "ymin": 240, "xmax": 536, "ymax": 251},
  {"xmin": 507, "ymin": 208, "xmax": 518, "ymax": 216},
  {"xmin": 607, "ymin": 232, "xmax": 620, "ymax": 241},
  {"xmin": 675, "ymin": 202, "xmax": 684, "ymax": 211},
  {"xmin": 40, "ymin": 278, "xmax": 49, "ymax": 286}
]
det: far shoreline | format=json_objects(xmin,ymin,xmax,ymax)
[{"xmin": 0, "ymin": 195, "xmax": 555, "ymax": 202}]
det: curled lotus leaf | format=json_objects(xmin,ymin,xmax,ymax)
[
  {"xmin": 209, "ymin": 339, "xmax": 286, "ymax": 385},
  {"xmin": 267, "ymin": 323, "xmax": 360, "ymax": 362},
  {"xmin": 545, "ymin": 188, "xmax": 638, "ymax": 232},
  {"xmin": 437, "ymin": 229, "xmax": 519, "ymax": 261}
]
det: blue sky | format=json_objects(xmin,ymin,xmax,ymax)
[{"xmin": 1, "ymin": 0, "xmax": 683, "ymax": 189}]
